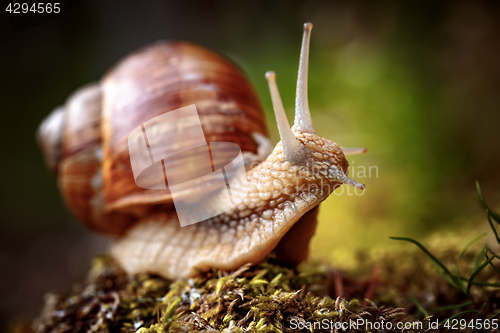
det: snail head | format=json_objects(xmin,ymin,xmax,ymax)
[{"xmin": 265, "ymin": 23, "xmax": 365, "ymax": 195}]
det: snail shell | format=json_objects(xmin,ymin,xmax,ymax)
[
  {"xmin": 38, "ymin": 41, "xmax": 268, "ymax": 235},
  {"xmin": 38, "ymin": 23, "xmax": 366, "ymax": 279}
]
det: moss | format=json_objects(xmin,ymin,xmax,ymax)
[
  {"xmin": 9, "ymin": 239, "xmax": 498, "ymax": 333},
  {"xmin": 12, "ymin": 183, "xmax": 500, "ymax": 333},
  {"xmin": 21, "ymin": 229, "xmax": 500, "ymax": 333},
  {"xmin": 25, "ymin": 255, "xmax": 421, "ymax": 333}
]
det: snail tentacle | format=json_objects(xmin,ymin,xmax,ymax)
[
  {"xmin": 341, "ymin": 147, "xmax": 368, "ymax": 156},
  {"xmin": 294, "ymin": 22, "xmax": 315, "ymax": 134},
  {"xmin": 265, "ymin": 71, "xmax": 307, "ymax": 165}
]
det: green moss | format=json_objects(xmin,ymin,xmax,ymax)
[
  {"xmin": 18, "ymin": 241, "xmax": 499, "ymax": 333},
  {"xmin": 16, "ymin": 183, "xmax": 500, "ymax": 333},
  {"xmin": 28, "ymin": 255, "xmax": 421, "ymax": 333}
]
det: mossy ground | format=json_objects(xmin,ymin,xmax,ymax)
[
  {"xmin": 9, "ymin": 185, "xmax": 500, "ymax": 333},
  {"xmin": 20, "ymin": 255, "xmax": 410, "ymax": 333},
  {"xmin": 10, "ymin": 240, "xmax": 499, "ymax": 333}
]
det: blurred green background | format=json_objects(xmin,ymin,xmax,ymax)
[{"xmin": 1, "ymin": 0, "xmax": 500, "ymax": 328}]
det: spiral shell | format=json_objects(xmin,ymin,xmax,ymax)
[{"xmin": 38, "ymin": 41, "xmax": 268, "ymax": 235}]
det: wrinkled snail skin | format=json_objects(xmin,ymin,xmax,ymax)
[
  {"xmin": 111, "ymin": 131, "xmax": 351, "ymax": 279},
  {"xmin": 38, "ymin": 23, "xmax": 366, "ymax": 280}
]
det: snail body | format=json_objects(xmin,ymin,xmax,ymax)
[{"xmin": 38, "ymin": 23, "xmax": 366, "ymax": 279}]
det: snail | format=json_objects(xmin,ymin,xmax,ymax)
[{"xmin": 37, "ymin": 23, "xmax": 366, "ymax": 279}]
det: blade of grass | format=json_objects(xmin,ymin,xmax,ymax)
[
  {"xmin": 487, "ymin": 210, "xmax": 500, "ymax": 245},
  {"xmin": 439, "ymin": 309, "xmax": 479, "ymax": 325},
  {"xmin": 456, "ymin": 233, "xmax": 487, "ymax": 275},
  {"xmin": 476, "ymin": 181, "xmax": 500, "ymax": 224},
  {"xmin": 409, "ymin": 295, "xmax": 429, "ymax": 317},
  {"xmin": 459, "ymin": 277, "xmax": 500, "ymax": 288},
  {"xmin": 473, "ymin": 245, "xmax": 487, "ymax": 272},
  {"xmin": 486, "ymin": 245, "xmax": 500, "ymax": 258},
  {"xmin": 467, "ymin": 255, "xmax": 496, "ymax": 294},
  {"xmin": 485, "ymin": 251, "xmax": 500, "ymax": 275},
  {"xmin": 480, "ymin": 302, "xmax": 487, "ymax": 313},
  {"xmin": 390, "ymin": 237, "xmax": 464, "ymax": 292},
  {"xmin": 432, "ymin": 264, "xmax": 465, "ymax": 290},
  {"xmin": 428, "ymin": 301, "xmax": 474, "ymax": 313}
]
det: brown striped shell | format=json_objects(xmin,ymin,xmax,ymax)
[{"xmin": 38, "ymin": 41, "xmax": 268, "ymax": 235}]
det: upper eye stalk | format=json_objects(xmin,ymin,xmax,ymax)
[{"xmin": 294, "ymin": 22, "xmax": 315, "ymax": 134}]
